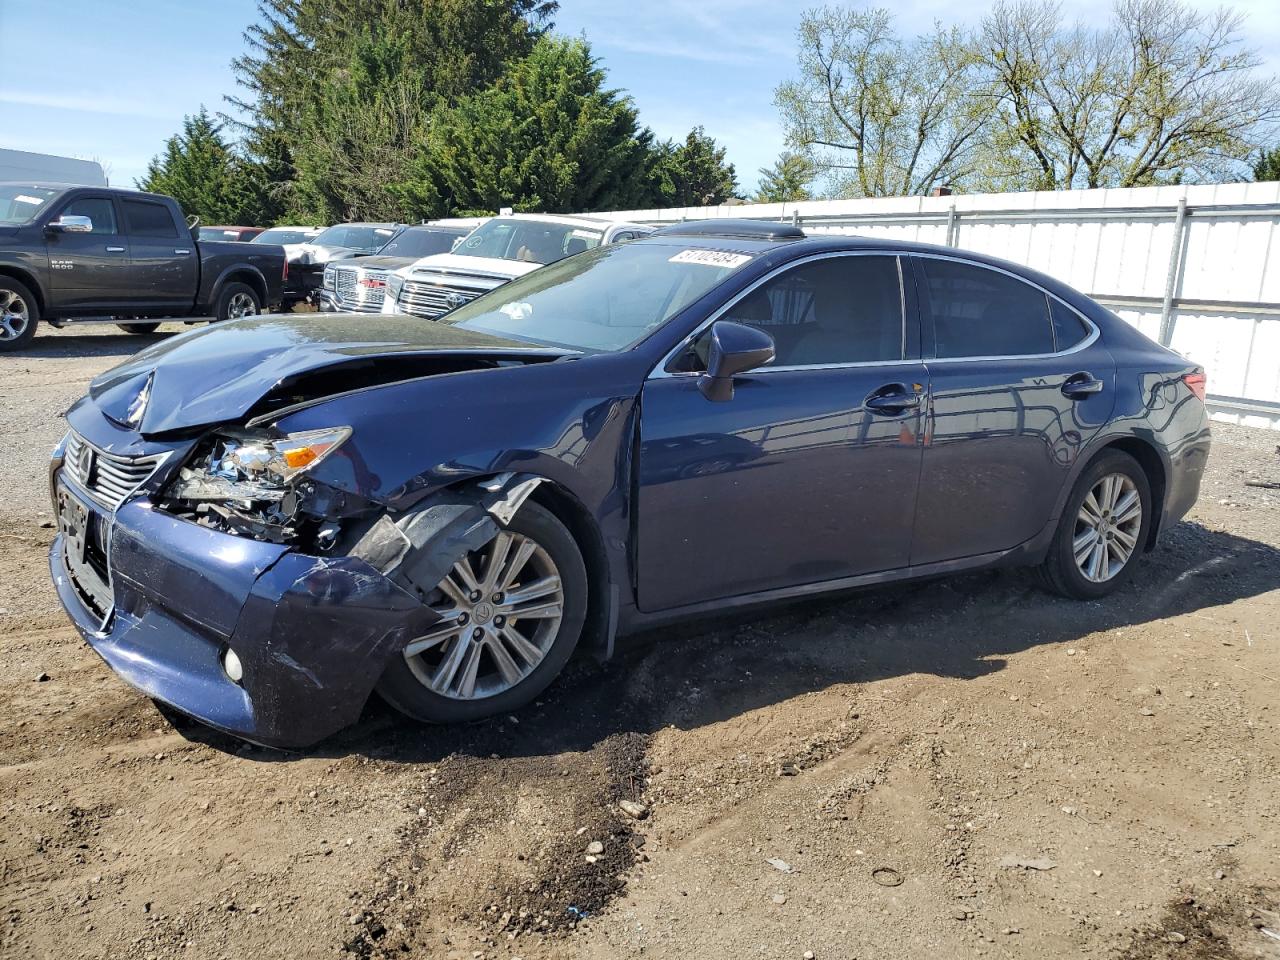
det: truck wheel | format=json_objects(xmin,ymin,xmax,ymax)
[
  {"xmin": 214, "ymin": 282, "xmax": 261, "ymax": 322},
  {"xmin": 0, "ymin": 276, "xmax": 39, "ymax": 352},
  {"xmin": 116, "ymin": 323, "xmax": 161, "ymax": 335}
]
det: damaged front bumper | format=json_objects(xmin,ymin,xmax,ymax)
[
  {"xmin": 51, "ymin": 498, "xmax": 440, "ymax": 747},
  {"xmin": 49, "ymin": 455, "xmax": 540, "ymax": 748}
]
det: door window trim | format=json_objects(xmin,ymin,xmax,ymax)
[
  {"xmin": 910, "ymin": 253, "xmax": 1099, "ymax": 363},
  {"xmin": 650, "ymin": 250, "xmax": 921, "ymax": 379}
]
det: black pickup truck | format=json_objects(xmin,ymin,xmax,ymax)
[{"xmin": 0, "ymin": 183, "xmax": 286, "ymax": 352}]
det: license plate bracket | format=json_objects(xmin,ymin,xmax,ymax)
[{"xmin": 56, "ymin": 477, "xmax": 113, "ymax": 618}]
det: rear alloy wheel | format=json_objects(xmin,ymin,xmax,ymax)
[
  {"xmin": 376, "ymin": 502, "xmax": 588, "ymax": 723},
  {"xmin": 0, "ymin": 278, "xmax": 39, "ymax": 352},
  {"xmin": 214, "ymin": 282, "xmax": 261, "ymax": 322},
  {"xmin": 1038, "ymin": 450, "xmax": 1151, "ymax": 599}
]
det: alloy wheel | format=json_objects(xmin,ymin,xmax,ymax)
[
  {"xmin": 228, "ymin": 292, "xmax": 258, "ymax": 318},
  {"xmin": 0, "ymin": 290, "xmax": 30, "ymax": 341},
  {"xmin": 1073, "ymin": 473, "xmax": 1142, "ymax": 583},
  {"xmin": 403, "ymin": 530, "xmax": 565, "ymax": 700}
]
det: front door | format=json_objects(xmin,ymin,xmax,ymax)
[
  {"xmin": 45, "ymin": 195, "xmax": 131, "ymax": 313},
  {"xmin": 909, "ymin": 255, "xmax": 1117, "ymax": 565},
  {"xmin": 637, "ymin": 253, "xmax": 927, "ymax": 611},
  {"xmin": 119, "ymin": 197, "xmax": 196, "ymax": 311}
]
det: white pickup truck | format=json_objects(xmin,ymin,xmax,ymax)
[{"xmin": 383, "ymin": 213, "xmax": 653, "ymax": 319}]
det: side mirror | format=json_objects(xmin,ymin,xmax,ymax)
[
  {"xmin": 48, "ymin": 215, "xmax": 93, "ymax": 234},
  {"xmin": 697, "ymin": 320, "xmax": 775, "ymax": 402}
]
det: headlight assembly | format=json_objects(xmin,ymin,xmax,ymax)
[{"xmin": 169, "ymin": 427, "xmax": 351, "ymax": 502}]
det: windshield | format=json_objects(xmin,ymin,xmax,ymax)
[
  {"xmin": 375, "ymin": 228, "xmax": 463, "ymax": 259},
  {"xmin": 311, "ymin": 224, "xmax": 397, "ymax": 252},
  {"xmin": 440, "ymin": 242, "xmax": 752, "ymax": 352},
  {"xmin": 0, "ymin": 185, "xmax": 61, "ymax": 225},
  {"xmin": 252, "ymin": 227, "xmax": 318, "ymax": 245},
  {"xmin": 454, "ymin": 218, "xmax": 603, "ymax": 265}
]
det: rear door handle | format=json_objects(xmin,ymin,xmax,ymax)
[
  {"xmin": 1062, "ymin": 372, "xmax": 1104, "ymax": 399},
  {"xmin": 105, "ymin": 246, "xmax": 125, "ymax": 253},
  {"xmin": 174, "ymin": 248, "xmax": 191, "ymax": 255},
  {"xmin": 864, "ymin": 383, "xmax": 922, "ymax": 414}
]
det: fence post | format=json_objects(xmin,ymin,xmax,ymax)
[
  {"xmin": 1159, "ymin": 197, "xmax": 1189, "ymax": 347},
  {"xmin": 945, "ymin": 204, "xmax": 958, "ymax": 247},
  {"xmin": 791, "ymin": 210, "xmax": 800, "ymax": 228}
]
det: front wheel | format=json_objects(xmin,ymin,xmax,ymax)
[
  {"xmin": 116, "ymin": 322, "xmax": 161, "ymax": 335},
  {"xmin": 213, "ymin": 282, "xmax": 261, "ymax": 322},
  {"xmin": 376, "ymin": 502, "xmax": 588, "ymax": 724},
  {"xmin": 0, "ymin": 276, "xmax": 39, "ymax": 352},
  {"xmin": 1038, "ymin": 450, "xmax": 1152, "ymax": 599}
]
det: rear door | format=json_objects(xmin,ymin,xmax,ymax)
[
  {"xmin": 910, "ymin": 255, "xmax": 1116, "ymax": 566},
  {"xmin": 637, "ymin": 253, "xmax": 927, "ymax": 611},
  {"xmin": 119, "ymin": 198, "xmax": 197, "ymax": 311},
  {"xmin": 44, "ymin": 194, "xmax": 131, "ymax": 312}
]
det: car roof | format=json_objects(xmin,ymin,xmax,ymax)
[
  {"xmin": 400, "ymin": 223, "xmax": 470, "ymax": 234},
  {"xmin": 501, "ymin": 213, "xmax": 647, "ymax": 231}
]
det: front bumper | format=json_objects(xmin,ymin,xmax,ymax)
[{"xmin": 50, "ymin": 496, "xmax": 439, "ymax": 748}]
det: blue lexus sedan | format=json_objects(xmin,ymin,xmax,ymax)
[{"xmin": 49, "ymin": 220, "xmax": 1210, "ymax": 747}]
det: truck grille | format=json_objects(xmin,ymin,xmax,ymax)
[
  {"xmin": 331, "ymin": 267, "xmax": 389, "ymax": 312},
  {"xmin": 397, "ymin": 280, "xmax": 485, "ymax": 319},
  {"xmin": 62, "ymin": 433, "xmax": 166, "ymax": 511}
]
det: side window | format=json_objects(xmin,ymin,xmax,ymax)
[
  {"xmin": 720, "ymin": 255, "xmax": 904, "ymax": 367},
  {"xmin": 1050, "ymin": 299, "xmax": 1090, "ymax": 351},
  {"xmin": 121, "ymin": 200, "xmax": 178, "ymax": 239},
  {"xmin": 60, "ymin": 197, "xmax": 116, "ymax": 235},
  {"xmin": 921, "ymin": 259, "xmax": 1054, "ymax": 358}
]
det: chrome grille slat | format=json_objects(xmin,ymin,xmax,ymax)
[{"xmin": 60, "ymin": 432, "xmax": 166, "ymax": 511}]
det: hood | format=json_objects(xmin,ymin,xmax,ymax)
[
  {"xmin": 89, "ymin": 313, "xmax": 571, "ymax": 435},
  {"xmin": 334, "ymin": 255, "xmax": 415, "ymax": 271},
  {"xmin": 403, "ymin": 252, "xmax": 542, "ymax": 282},
  {"xmin": 288, "ymin": 243, "xmax": 362, "ymax": 265}
]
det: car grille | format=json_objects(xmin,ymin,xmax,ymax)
[
  {"xmin": 331, "ymin": 266, "xmax": 389, "ymax": 312},
  {"xmin": 398, "ymin": 280, "xmax": 486, "ymax": 319},
  {"xmin": 62, "ymin": 432, "xmax": 166, "ymax": 510}
]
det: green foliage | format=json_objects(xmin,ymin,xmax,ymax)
[
  {"xmin": 426, "ymin": 36, "xmax": 655, "ymax": 215},
  {"xmin": 1254, "ymin": 146, "xmax": 1280, "ymax": 182},
  {"xmin": 754, "ymin": 152, "xmax": 818, "ymax": 202},
  {"xmin": 647, "ymin": 127, "xmax": 739, "ymax": 207},
  {"xmin": 137, "ymin": 108, "xmax": 271, "ymax": 224}
]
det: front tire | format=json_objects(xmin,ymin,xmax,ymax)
[
  {"xmin": 214, "ymin": 282, "xmax": 261, "ymax": 322},
  {"xmin": 1038, "ymin": 450, "xmax": 1151, "ymax": 599},
  {"xmin": 116, "ymin": 322, "xmax": 161, "ymax": 335},
  {"xmin": 376, "ymin": 502, "xmax": 588, "ymax": 724},
  {"xmin": 0, "ymin": 276, "xmax": 39, "ymax": 352}
]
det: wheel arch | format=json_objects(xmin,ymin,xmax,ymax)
[
  {"xmin": 211, "ymin": 266, "xmax": 268, "ymax": 309},
  {"xmin": 1089, "ymin": 435, "xmax": 1169, "ymax": 550},
  {"xmin": 0, "ymin": 266, "xmax": 46, "ymax": 316}
]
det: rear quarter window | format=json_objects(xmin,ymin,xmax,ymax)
[{"xmin": 1051, "ymin": 299, "xmax": 1091, "ymax": 351}]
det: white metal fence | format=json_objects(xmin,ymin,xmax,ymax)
[{"xmin": 595, "ymin": 182, "xmax": 1280, "ymax": 429}]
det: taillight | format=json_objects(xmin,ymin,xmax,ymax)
[
  {"xmin": 282, "ymin": 260, "xmax": 289, "ymax": 281},
  {"xmin": 1183, "ymin": 372, "xmax": 1206, "ymax": 402}
]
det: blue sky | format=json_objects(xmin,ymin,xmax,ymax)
[{"xmin": 3, "ymin": 0, "xmax": 1279, "ymax": 198}]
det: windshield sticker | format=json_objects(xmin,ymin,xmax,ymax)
[
  {"xmin": 669, "ymin": 249, "xmax": 753, "ymax": 268},
  {"xmin": 570, "ymin": 229, "xmax": 600, "ymax": 239},
  {"xmin": 500, "ymin": 301, "xmax": 533, "ymax": 321},
  {"xmin": 14, "ymin": 195, "xmax": 46, "ymax": 205}
]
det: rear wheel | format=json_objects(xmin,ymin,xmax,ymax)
[
  {"xmin": 1038, "ymin": 450, "xmax": 1151, "ymax": 599},
  {"xmin": 214, "ymin": 282, "xmax": 261, "ymax": 322},
  {"xmin": 116, "ymin": 322, "xmax": 161, "ymax": 335},
  {"xmin": 0, "ymin": 277, "xmax": 39, "ymax": 352},
  {"xmin": 376, "ymin": 502, "xmax": 588, "ymax": 723}
]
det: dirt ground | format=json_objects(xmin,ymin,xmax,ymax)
[{"xmin": 2, "ymin": 324, "xmax": 1279, "ymax": 960}]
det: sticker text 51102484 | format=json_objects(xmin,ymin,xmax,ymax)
[{"xmin": 668, "ymin": 249, "xmax": 753, "ymax": 269}]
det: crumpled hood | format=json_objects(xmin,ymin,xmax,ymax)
[
  {"xmin": 287, "ymin": 242, "xmax": 361, "ymax": 265},
  {"xmin": 402, "ymin": 252, "xmax": 542, "ymax": 281},
  {"xmin": 89, "ymin": 313, "xmax": 566, "ymax": 435}
]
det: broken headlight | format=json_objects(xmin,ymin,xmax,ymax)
[{"xmin": 166, "ymin": 427, "xmax": 351, "ymax": 544}]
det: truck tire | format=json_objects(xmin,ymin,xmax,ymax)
[
  {"xmin": 0, "ymin": 276, "xmax": 40, "ymax": 352},
  {"xmin": 116, "ymin": 322, "xmax": 161, "ymax": 335},
  {"xmin": 214, "ymin": 282, "xmax": 261, "ymax": 322}
]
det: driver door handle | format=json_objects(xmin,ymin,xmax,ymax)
[
  {"xmin": 105, "ymin": 246, "xmax": 125, "ymax": 253},
  {"xmin": 864, "ymin": 383, "xmax": 922, "ymax": 414}
]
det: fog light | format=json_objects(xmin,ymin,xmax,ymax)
[{"xmin": 222, "ymin": 648, "xmax": 244, "ymax": 684}]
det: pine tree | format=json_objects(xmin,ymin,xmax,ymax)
[
  {"xmin": 138, "ymin": 108, "xmax": 268, "ymax": 224},
  {"xmin": 1254, "ymin": 146, "xmax": 1280, "ymax": 182},
  {"xmin": 427, "ymin": 36, "xmax": 655, "ymax": 215},
  {"xmin": 647, "ymin": 127, "xmax": 739, "ymax": 207},
  {"xmin": 754, "ymin": 152, "xmax": 818, "ymax": 202}
]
